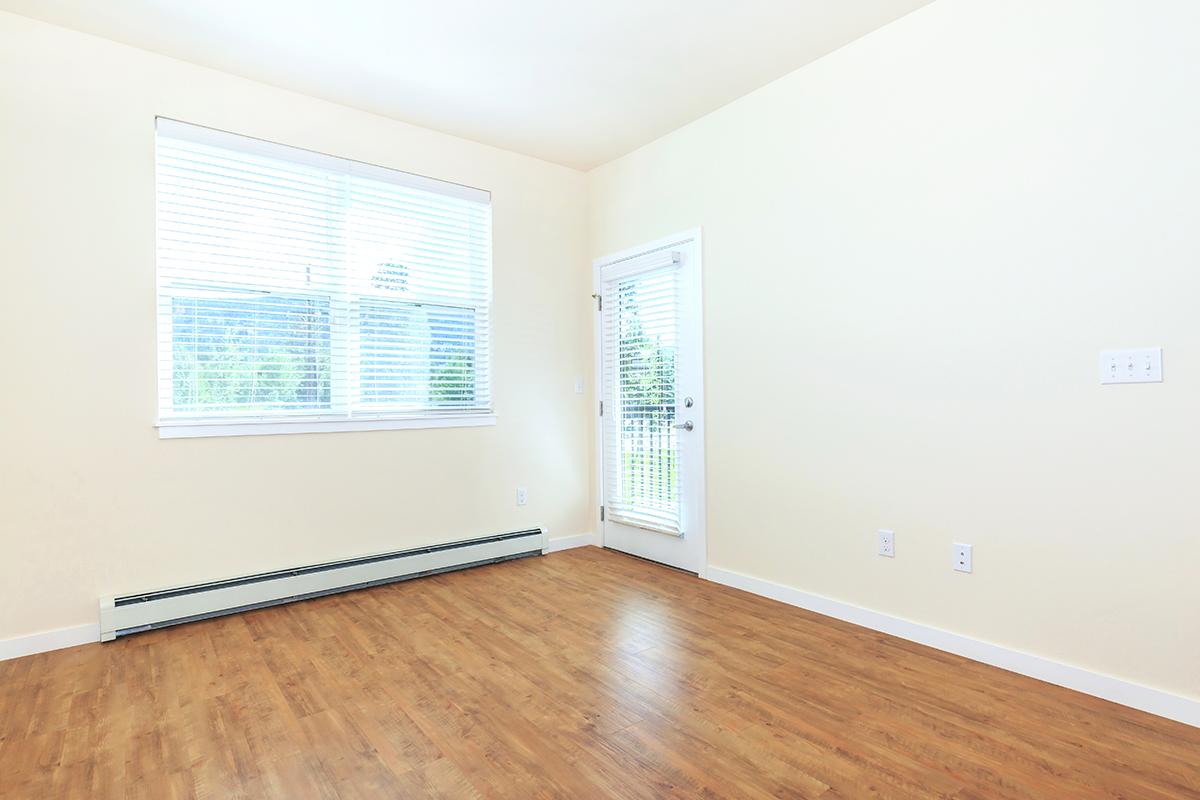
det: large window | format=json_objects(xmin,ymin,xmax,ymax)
[{"xmin": 155, "ymin": 119, "xmax": 492, "ymax": 437}]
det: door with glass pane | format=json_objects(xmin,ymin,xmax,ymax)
[{"xmin": 595, "ymin": 231, "xmax": 705, "ymax": 574}]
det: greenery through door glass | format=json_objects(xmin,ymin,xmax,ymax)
[{"xmin": 617, "ymin": 281, "xmax": 679, "ymax": 513}]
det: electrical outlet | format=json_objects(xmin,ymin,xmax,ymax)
[
  {"xmin": 953, "ymin": 543, "xmax": 973, "ymax": 573},
  {"xmin": 878, "ymin": 529, "xmax": 895, "ymax": 558},
  {"xmin": 516, "ymin": 487, "xmax": 528, "ymax": 506}
]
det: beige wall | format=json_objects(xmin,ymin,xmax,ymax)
[
  {"xmin": 5, "ymin": 0, "xmax": 1198, "ymax": 704},
  {"xmin": 589, "ymin": 0, "xmax": 1200, "ymax": 700},
  {"xmin": 0, "ymin": 11, "xmax": 592, "ymax": 641}
]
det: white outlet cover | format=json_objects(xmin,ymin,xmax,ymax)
[
  {"xmin": 953, "ymin": 542, "xmax": 973, "ymax": 573},
  {"xmin": 878, "ymin": 529, "xmax": 895, "ymax": 558},
  {"xmin": 517, "ymin": 487, "xmax": 528, "ymax": 506}
]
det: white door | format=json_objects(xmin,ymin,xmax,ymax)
[{"xmin": 594, "ymin": 230, "xmax": 705, "ymax": 574}]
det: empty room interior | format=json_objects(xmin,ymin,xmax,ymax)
[{"xmin": 2, "ymin": 1, "xmax": 1200, "ymax": 797}]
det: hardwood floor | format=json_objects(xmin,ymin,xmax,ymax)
[{"xmin": 1, "ymin": 546, "xmax": 1197, "ymax": 799}]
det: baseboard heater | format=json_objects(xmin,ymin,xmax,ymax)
[{"xmin": 99, "ymin": 528, "xmax": 547, "ymax": 641}]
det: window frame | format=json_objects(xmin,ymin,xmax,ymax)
[
  {"xmin": 157, "ymin": 413, "xmax": 497, "ymax": 440},
  {"xmin": 153, "ymin": 118, "xmax": 495, "ymax": 439}
]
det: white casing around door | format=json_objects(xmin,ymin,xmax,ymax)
[{"xmin": 594, "ymin": 230, "xmax": 705, "ymax": 574}]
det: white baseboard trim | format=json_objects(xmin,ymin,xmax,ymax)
[
  {"xmin": 544, "ymin": 532, "xmax": 598, "ymax": 553},
  {"xmin": 0, "ymin": 623, "xmax": 100, "ymax": 662},
  {"xmin": 707, "ymin": 566, "xmax": 1199, "ymax": 729}
]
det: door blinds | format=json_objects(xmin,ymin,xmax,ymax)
[{"xmin": 601, "ymin": 253, "xmax": 683, "ymax": 535}]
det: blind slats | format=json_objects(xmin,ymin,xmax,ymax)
[
  {"xmin": 601, "ymin": 262, "xmax": 683, "ymax": 537},
  {"xmin": 156, "ymin": 121, "xmax": 492, "ymax": 423}
]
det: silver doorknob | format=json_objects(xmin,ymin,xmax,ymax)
[{"xmin": 675, "ymin": 421, "xmax": 694, "ymax": 432}]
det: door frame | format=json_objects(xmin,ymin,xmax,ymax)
[{"xmin": 592, "ymin": 228, "xmax": 707, "ymax": 577}]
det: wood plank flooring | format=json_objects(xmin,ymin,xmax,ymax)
[{"xmin": 1, "ymin": 546, "xmax": 1198, "ymax": 798}]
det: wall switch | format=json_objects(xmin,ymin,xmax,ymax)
[
  {"xmin": 953, "ymin": 543, "xmax": 973, "ymax": 573},
  {"xmin": 574, "ymin": 376, "xmax": 585, "ymax": 394},
  {"xmin": 516, "ymin": 487, "xmax": 528, "ymax": 506},
  {"xmin": 1099, "ymin": 348, "xmax": 1162, "ymax": 384},
  {"xmin": 878, "ymin": 529, "xmax": 895, "ymax": 558}
]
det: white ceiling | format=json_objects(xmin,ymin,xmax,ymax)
[{"xmin": 1, "ymin": 0, "xmax": 932, "ymax": 169}]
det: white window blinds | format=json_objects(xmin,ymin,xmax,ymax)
[
  {"xmin": 155, "ymin": 119, "xmax": 492, "ymax": 433},
  {"xmin": 601, "ymin": 254, "xmax": 683, "ymax": 535}
]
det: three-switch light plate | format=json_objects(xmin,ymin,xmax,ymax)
[{"xmin": 1099, "ymin": 348, "xmax": 1162, "ymax": 384}]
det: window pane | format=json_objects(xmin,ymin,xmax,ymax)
[
  {"xmin": 429, "ymin": 305, "xmax": 478, "ymax": 408},
  {"xmin": 356, "ymin": 299, "xmax": 478, "ymax": 411},
  {"xmin": 156, "ymin": 120, "xmax": 492, "ymax": 425},
  {"xmin": 170, "ymin": 294, "xmax": 332, "ymax": 415},
  {"xmin": 157, "ymin": 137, "xmax": 344, "ymax": 293},
  {"xmin": 345, "ymin": 174, "xmax": 490, "ymax": 305}
]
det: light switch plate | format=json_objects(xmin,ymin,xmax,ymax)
[{"xmin": 1099, "ymin": 348, "xmax": 1162, "ymax": 384}]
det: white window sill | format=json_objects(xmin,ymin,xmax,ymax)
[{"xmin": 157, "ymin": 414, "xmax": 496, "ymax": 439}]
